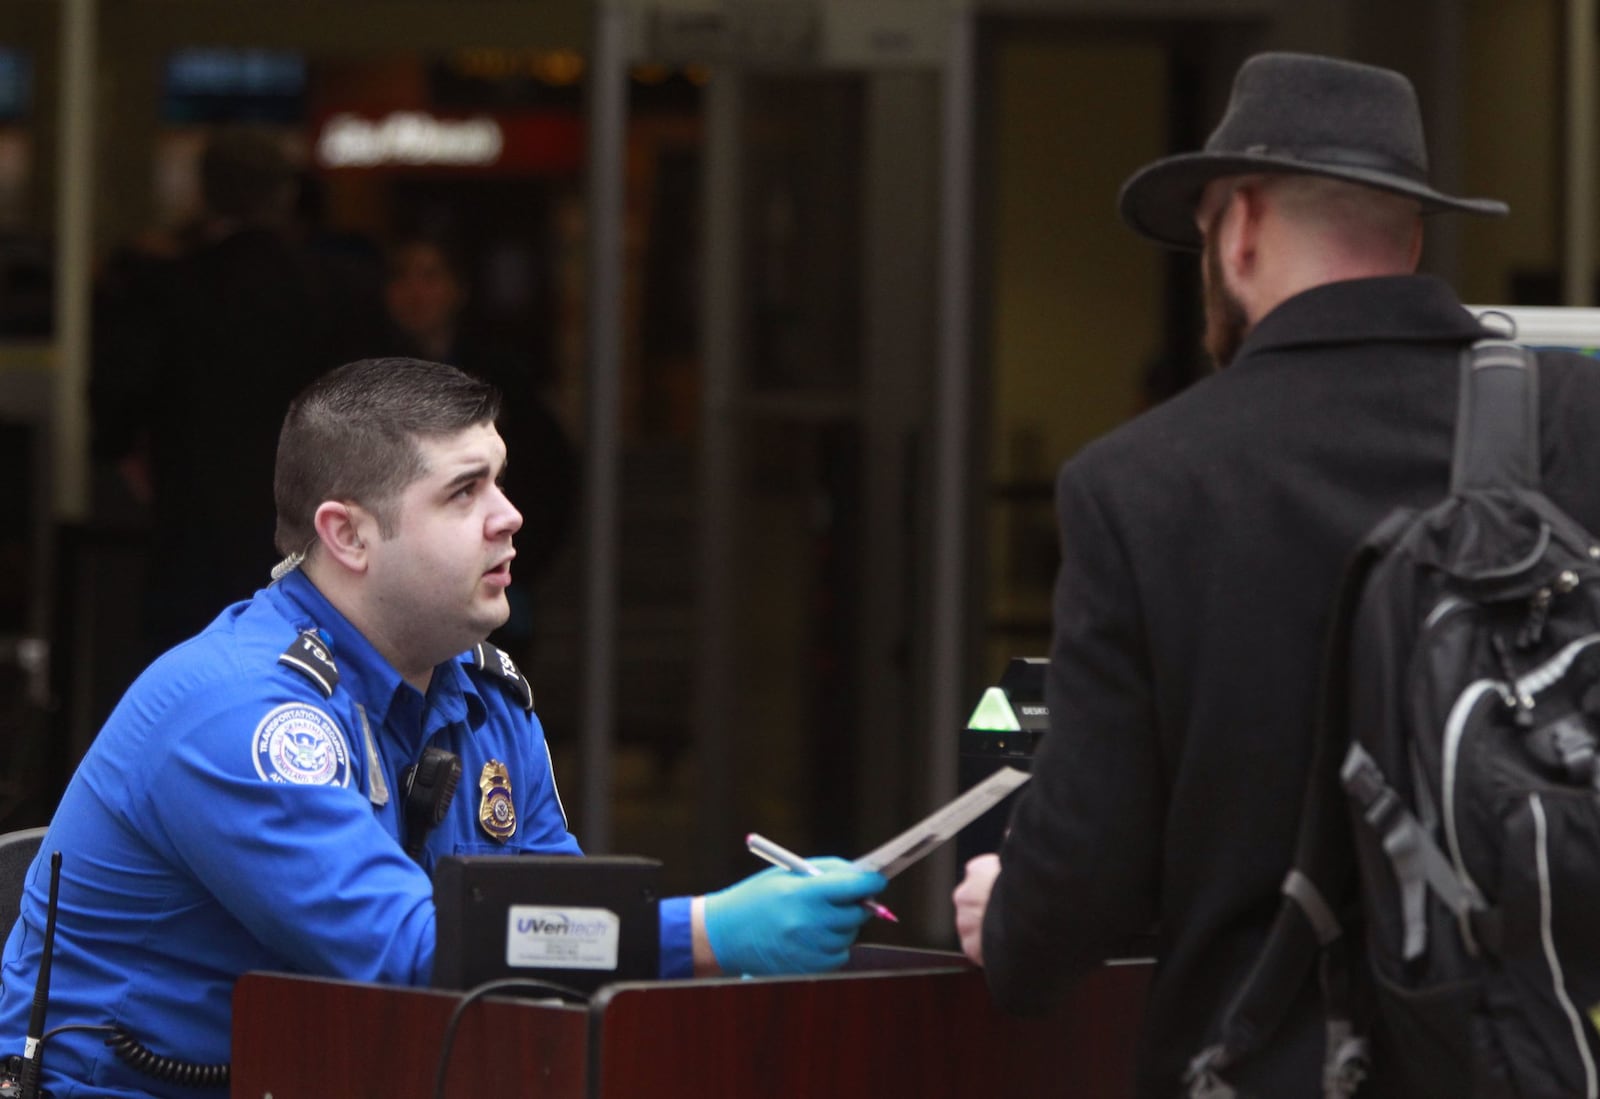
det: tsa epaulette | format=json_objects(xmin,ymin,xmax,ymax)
[
  {"xmin": 470, "ymin": 641, "xmax": 535, "ymax": 711},
  {"xmin": 279, "ymin": 629, "xmax": 340, "ymax": 697}
]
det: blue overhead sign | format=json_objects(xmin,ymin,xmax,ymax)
[
  {"xmin": 0, "ymin": 51, "xmax": 32, "ymax": 122},
  {"xmin": 163, "ymin": 48, "xmax": 307, "ymax": 123}
]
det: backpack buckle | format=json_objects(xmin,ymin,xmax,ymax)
[
  {"xmin": 1324, "ymin": 1021, "xmax": 1370, "ymax": 1099},
  {"xmin": 1185, "ymin": 1045, "xmax": 1241, "ymax": 1099}
]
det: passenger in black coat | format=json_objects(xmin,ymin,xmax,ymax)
[{"xmin": 951, "ymin": 52, "xmax": 1600, "ymax": 1097}]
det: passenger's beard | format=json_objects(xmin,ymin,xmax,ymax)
[{"xmin": 1201, "ymin": 211, "xmax": 1250, "ymax": 370}]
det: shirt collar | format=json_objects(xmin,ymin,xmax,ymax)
[{"xmin": 267, "ymin": 569, "xmax": 488, "ymax": 737}]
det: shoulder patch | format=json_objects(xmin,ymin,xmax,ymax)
[
  {"xmin": 470, "ymin": 642, "xmax": 535, "ymax": 711},
  {"xmin": 279, "ymin": 630, "xmax": 339, "ymax": 697},
  {"xmin": 252, "ymin": 703, "xmax": 352, "ymax": 788}
]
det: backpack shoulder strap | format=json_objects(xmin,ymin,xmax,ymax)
[{"xmin": 1452, "ymin": 339, "xmax": 1539, "ymax": 494}]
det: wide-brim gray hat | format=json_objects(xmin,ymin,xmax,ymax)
[{"xmin": 1118, "ymin": 52, "xmax": 1508, "ymax": 251}]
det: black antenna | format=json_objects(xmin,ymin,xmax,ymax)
[{"xmin": 18, "ymin": 850, "xmax": 61, "ymax": 1099}]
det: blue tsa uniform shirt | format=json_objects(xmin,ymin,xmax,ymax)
[{"xmin": 0, "ymin": 569, "xmax": 692, "ymax": 1098}]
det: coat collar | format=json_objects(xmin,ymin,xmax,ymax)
[{"xmin": 1235, "ymin": 274, "xmax": 1494, "ymax": 363}]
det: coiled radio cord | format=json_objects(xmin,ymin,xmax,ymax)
[
  {"xmin": 25, "ymin": 1024, "xmax": 229, "ymax": 1090},
  {"xmin": 105, "ymin": 1028, "xmax": 229, "ymax": 1089}
]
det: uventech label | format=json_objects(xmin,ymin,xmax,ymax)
[{"xmin": 506, "ymin": 906, "xmax": 620, "ymax": 971}]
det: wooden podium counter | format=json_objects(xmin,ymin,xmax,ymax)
[{"xmin": 232, "ymin": 946, "xmax": 1150, "ymax": 1098}]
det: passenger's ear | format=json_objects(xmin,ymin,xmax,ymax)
[
  {"xmin": 313, "ymin": 501, "xmax": 372, "ymax": 573},
  {"xmin": 1223, "ymin": 181, "xmax": 1266, "ymax": 279}
]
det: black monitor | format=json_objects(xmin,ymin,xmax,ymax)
[{"xmin": 431, "ymin": 854, "xmax": 662, "ymax": 996}]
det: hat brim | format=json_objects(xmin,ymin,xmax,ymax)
[{"xmin": 1117, "ymin": 151, "xmax": 1510, "ymax": 251}]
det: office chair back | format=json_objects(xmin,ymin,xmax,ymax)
[{"xmin": 0, "ymin": 825, "xmax": 47, "ymax": 939}]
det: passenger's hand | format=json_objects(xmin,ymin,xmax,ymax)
[
  {"xmin": 702, "ymin": 858, "xmax": 888, "ymax": 975},
  {"xmin": 952, "ymin": 853, "xmax": 1001, "ymax": 966}
]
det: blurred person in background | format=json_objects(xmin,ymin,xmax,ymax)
[
  {"xmin": 91, "ymin": 127, "xmax": 386, "ymax": 660},
  {"xmin": 383, "ymin": 231, "xmax": 578, "ymax": 651}
]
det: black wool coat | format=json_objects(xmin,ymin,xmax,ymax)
[{"xmin": 982, "ymin": 274, "xmax": 1600, "ymax": 1097}]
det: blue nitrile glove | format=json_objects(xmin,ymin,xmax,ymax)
[{"xmin": 703, "ymin": 857, "xmax": 889, "ymax": 976}]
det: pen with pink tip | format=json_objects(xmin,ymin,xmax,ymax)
[{"xmin": 745, "ymin": 832, "xmax": 899, "ymax": 923}]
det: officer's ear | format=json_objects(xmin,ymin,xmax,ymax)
[{"xmin": 313, "ymin": 501, "xmax": 373, "ymax": 573}]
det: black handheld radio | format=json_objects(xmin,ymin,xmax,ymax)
[{"xmin": 403, "ymin": 747, "xmax": 463, "ymax": 861}]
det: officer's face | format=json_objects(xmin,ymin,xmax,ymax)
[{"xmin": 362, "ymin": 423, "xmax": 523, "ymax": 667}]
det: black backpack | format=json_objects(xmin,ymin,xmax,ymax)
[{"xmin": 1186, "ymin": 340, "xmax": 1600, "ymax": 1099}]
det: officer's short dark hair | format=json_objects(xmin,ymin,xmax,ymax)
[{"xmin": 273, "ymin": 357, "xmax": 502, "ymax": 556}]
